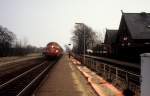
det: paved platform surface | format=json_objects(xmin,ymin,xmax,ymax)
[
  {"xmin": 71, "ymin": 57, "xmax": 123, "ymax": 96},
  {"xmin": 34, "ymin": 55, "xmax": 97, "ymax": 96}
]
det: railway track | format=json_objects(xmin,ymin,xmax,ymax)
[
  {"xmin": 0, "ymin": 59, "xmax": 57, "ymax": 96},
  {"xmin": 0, "ymin": 58, "xmax": 44, "ymax": 85}
]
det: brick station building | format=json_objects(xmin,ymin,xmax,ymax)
[{"xmin": 104, "ymin": 12, "xmax": 150, "ymax": 62}]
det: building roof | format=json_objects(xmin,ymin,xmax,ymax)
[
  {"xmin": 104, "ymin": 29, "xmax": 118, "ymax": 45},
  {"xmin": 123, "ymin": 12, "xmax": 150, "ymax": 39}
]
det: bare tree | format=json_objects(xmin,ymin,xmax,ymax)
[
  {"xmin": 71, "ymin": 24, "xmax": 96, "ymax": 54},
  {"xmin": 0, "ymin": 25, "xmax": 42, "ymax": 57},
  {"xmin": 0, "ymin": 25, "xmax": 16, "ymax": 56}
]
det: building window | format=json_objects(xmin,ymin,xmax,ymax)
[
  {"xmin": 121, "ymin": 43, "xmax": 125, "ymax": 46},
  {"xmin": 123, "ymin": 37, "xmax": 128, "ymax": 41},
  {"xmin": 147, "ymin": 25, "xmax": 150, "ymax": 28},
  {"xmin": 128, "ymin": 42, "xmax": 131, "ymax": 46},
  {"xmin": 144, "ymin": 42, "xmax": 150, "ymax": 44}
]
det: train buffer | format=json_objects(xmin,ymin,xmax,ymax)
[{"xmin": 33, "ymin": 54, "xmax": 123, "ymax": 96}]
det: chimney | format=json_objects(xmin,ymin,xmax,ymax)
[{"xmin": 140, "ymin": 12, "xmax": 147, "ymax": 17}]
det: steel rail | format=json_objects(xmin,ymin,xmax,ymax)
[
  {"xmin": 0, "ymin": 61, "xmax": 47, "ymax": 90},
  {"xmin": 17, "ymin": 61, "xmax": 53, "ymax": 96}
]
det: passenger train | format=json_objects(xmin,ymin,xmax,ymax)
[{"xmin": 43, "ymin": 42, "xmax": 63, "ymax": 59}]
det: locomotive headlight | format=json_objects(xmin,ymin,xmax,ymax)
[
  {"xmin": 55, "ymin": 50, "xmax": 59, "ymax": 53},
  {"xmin": 51, "ymin": 45, "xmax": 54, "ymax": 48}
]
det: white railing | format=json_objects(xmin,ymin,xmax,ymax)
[{"xmin": 78, "ymin": 55, "xmax": 141, "ymax": 96}]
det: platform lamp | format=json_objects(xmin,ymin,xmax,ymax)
[
  {"xmin": 75, "ymin": 23, "xmax": 85, "ymax": 65},
  {"xmin": 68, "ymin": 43, "xmax": 71, "ymax": 58}
]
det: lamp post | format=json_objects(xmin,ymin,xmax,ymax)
[
  {"xmin": 75, "ymin": 23, "xmax": 85, "ymax": 65},
  {"xmin": 68, "ymin": 43, "xmax": 71, "ymax": 58}
]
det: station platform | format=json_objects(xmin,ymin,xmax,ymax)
[
  {"xmin": 70, "ymin": 57, "xmax": 123, "ymax": 96},
  {"xmin": 34, "ymin": 54, "xmax": 97, "ymax": 96}
]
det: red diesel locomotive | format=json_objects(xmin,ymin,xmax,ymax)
[{"xmin": 43, "ymin": 42, "xmax": 63, "ymax": 59}]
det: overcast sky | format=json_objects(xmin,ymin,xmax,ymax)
[{"xmin": 0, "ymin": 0, "xmax": 150, "ymax": 48}]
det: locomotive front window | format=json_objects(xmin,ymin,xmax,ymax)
[{"xmin": 51, "ymin": 45, "xmax": 54, "ymax": 48}]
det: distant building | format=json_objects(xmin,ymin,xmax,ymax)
[
  {"xmin": 104, "ymin": 29, "xmax": 118, "ymax": 57},
  {"xmin": 92, "ymin": 43, "xmax": 108, "ymax": 56}
]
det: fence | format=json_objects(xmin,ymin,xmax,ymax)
[{"xmin": 78, "ymin": 55, "xmax": 141, "ymax": 96}]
